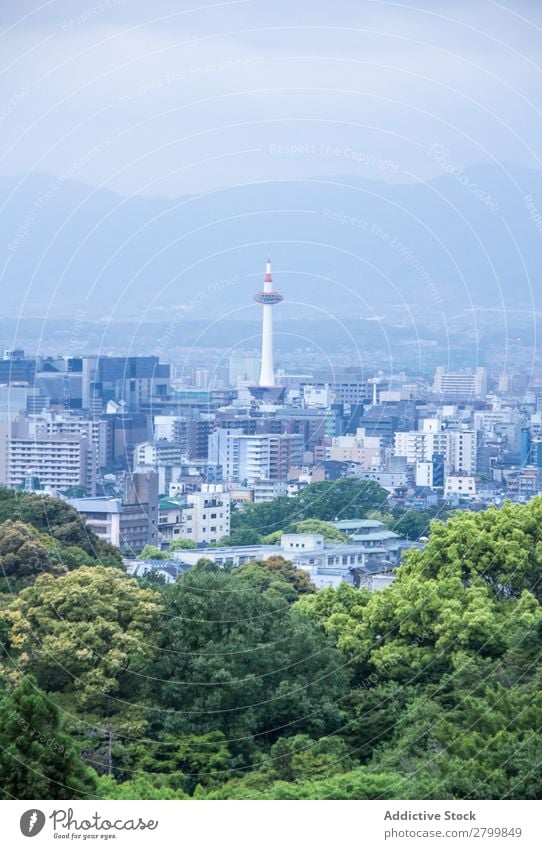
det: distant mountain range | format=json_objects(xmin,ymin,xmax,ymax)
[{"xmin": 0, "ymin": 163, "xmax": 541, "ymax": 325}]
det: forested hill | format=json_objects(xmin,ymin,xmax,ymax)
[{"xmin": 0, "ymin": 494, "xmax": 541, "ymax": 799}]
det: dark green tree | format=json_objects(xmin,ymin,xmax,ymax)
[
  {"xmin": 0, "ymin": 488, "xmax": 122, "ymax": 563},
  {"xmin": 294, "ymin": 479, "xmax": 388, "ymax": 522},
  {"xmin": 150, "ymin": 566, "xmax": 347, "ymax": 758},
  {"xmin": 237, "ymin": 556, "xmax": 316, "ymax": 600},
  {"xmin": 0, "ymin": 676, "xmax": 96, "ymax": 799}
]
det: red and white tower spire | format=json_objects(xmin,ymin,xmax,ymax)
[{"xmin": 253, "ymin": 258, "xmax": 283, "ymax": 387}]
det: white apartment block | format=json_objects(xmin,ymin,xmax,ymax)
[
  {"xmin": 433, "ymin": 366, "xmax": 487, "ymax": 398},
  {"xmin": 153, "ymin": 415, "xmax": 187, "ymax": 443},
  {"xmin": 133, "ymin": 440, "xmax": 183, "ymax": 468},
  {"xmin": 393, "ymin": 429, "xmax": 450, "ymax": 463},
  {"xmin": 184, "ymin": 485, "xmax": 231, "ymax": 543},
  {"xmin": 445, "ymin": 475, "xmax": 477, "ymax": 499},
  {"xmin": 69, "ymin": 497, "xmax": 123, "ymax": 546},
  {"xmin": 329, "ymin": 428, "xmax": 383, "ymax": 469},
  {"xmin": 303, "ymin": 384, "xmax": 334, "ymax": 408},
  {"xmin": 210, "ymin": 430, "xmax": 303, "ymax": 484},
  {"xmin": 355, "ymin": 469, "xmax": 408, "ymax": 492},
  {"xmin": 252, "ymin": 479, "xmax": 288, "ymax": 502},
  {"xmin": 394, "ymin": 425, "xmax": 476, "ymax": 475},
  {"xmin": 159, "ymin": 485, "xmax": 231, "ymax": 545},
  {"xmin": 451, "ymin": 430, "xmax": 477, "ymax": 475},
  {"xmin": 415, "ymin": 461, "xmax": 434, "ymax": 488},
  {"xmin": 473, "ymin": 409, "xmax": 516, "ymax": 432},
  {"xmin": 6, "ymin": 434, "xmax": 95, "ymax": 493},
  {"xmin": 28, "ymin": 413, "xmax": 109, "ymax": 470}
]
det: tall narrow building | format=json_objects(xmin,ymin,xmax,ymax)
[{"xmin": 253, "ymin": 258, "xmax": 283, "ymax": 387}]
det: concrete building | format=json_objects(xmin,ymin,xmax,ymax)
[
  {"xmin": 183, "ymin": 484, "xmax": 230, "ymax": 544},
  {"xmin": 444, "ymin": 475, "xmax": 477, "ymax": 500},
  {"xmin": 252, "ymin": 479, "xmax": 288, "ymax": 502},
  {"xmin": 5, "ymin": 433, "xmax": 96, "ymax": 494},
  {"xmin": 394, "ymin": 423, "xmax": 477, "ymax": 475},
  {"xmin": 133, "ymin": 440, "xmax": 184, "ymax": 469},
  {"xmin": 81, "ymin": 355, "xmax": 170, "ymax": 413},
  {"xmin": 352, "ymin": 468, "xmax": 408, "ymax": 493},
  {"xmin": 153, "ymin": 414, "xmax": 189, "ymax": 448},
  {"xmin": 433, "ymin": 366, "xmax": 487, "ymax": 399},
  {"xmin": 328, "ymin": 428, "xmax": 383, "ymax": 469},
  {"xmin": 121, "ymin": 471, "xmax": 159, "ymax": 552},
  {"xmin": 171, "ymin": 531, "xmax": 398, "ymax": 590},
  {"xmin": 158, "ymin": 484, "xmax": 231, "ymax": 546},
  {"xmin": 68, "ymin": 497, "xmax": 123, "ymax": 546},
  {"xmin": 300, "ymin": 378, "xmax": 369, "ymax": 407},
  {"xmin": 303, "ymin": 384, "xmax": 334, "ymax": 408},
  {"xmin": 69, "ymin": 472, "xmax": 159, "ymax": 552},
  {"xmin": 28, "ymin": 412, "xmax": 111, "ymax": 471},
  {"xmin": 415, "ymin": 461, "xmax": 434, "ymax": 488},
  {"xmin": 210, "ymin": 430, "xmax": 303, "ymax": 483}
]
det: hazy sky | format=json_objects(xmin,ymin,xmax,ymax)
[{"xmin": 1, "ymin": 0, "xmax": 542, "ymax": 196}]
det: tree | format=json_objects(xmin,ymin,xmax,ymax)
[
  {"xmin": 219, "ymin": 528, "xmax": 263, "ymax": 546},
  {"xmin": 237, "ymin": 556, "xmax": 316, "ymax": 600},
  {"xmin": 2, "ymin": 496, "xmax": 541, "ymax": 801},
  {"xmin": 391, "ymin": 505, "xmax": 451, "ymax": 540},
  {"xmin": 150, "ymin": 567, "xmax": 347, "ymax": 757},
  {"xmin": 132, "ymin": 731, "xmax": 233, "ymax": 795},
  {"xmin": 294, "ymin": 479, "xmax": 388, "ymax": 522},
  {"xmin": 139, "ymin": 544, "xmax": 168, "ymax": 560},
  {"xmin": 365, "ymin": 509, "xmax": 394, "ymax": 525},
  {"xmin": 96, "ymin": 774, "xmax": 189, "ymax": 799},
  {"xmin": 231, "ymin": 497, "xmax": 295, "ymax": 536},
  {"xmin": 400, "ymin": 499, "xmax": 542, "ymax": 600},
  {"xmin": 0, "ymin": 566, "xmax": 163, "ymax": 720},
  {"xmin": 0, "ymin": 676, "xmax": 96, "ymax": 799},
  {"xmin": 263, "ymin": 734, "xmax": 354, "ymax": 782},
  {"xmin": 0, "ymin": 488, "xmax": 122, "ymax": 564},
  {"xmin": 197, "ymin": 765, "xmax": 406, "ymax": 800},
  {"xmin": 290, "ymin": 519, "xmax": 347, "ymax": 542},
  {"xmin": 0, "ymin": 520, "xmax": 65, "ymax": 593},
  {"xmin": 168, "ymin": 538, "xmax": 196, "ymax": 551},
  {"xmin": 296, "ymin": 582, "xmax": 371, "ymax": 669},
  {"xmin": 261, "ymin": 530, "xmax": 283, "ymax": 544},
  {"xmin": 231, "ymin": 480, "xmax": 388, "ymax": 537}
]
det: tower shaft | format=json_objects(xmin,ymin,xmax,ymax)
[
  {"xmin": 259, "ymin": 302, "xmax": 275, "ymax": 386},
  {"xmin": 253, "ymin": 259, "xmax": 283, "ymax": 388}
]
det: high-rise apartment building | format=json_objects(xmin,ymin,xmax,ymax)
[
  {"xmin": 433, "ymin": 366, "xmax": 487, "ymax": 399},
  {"xmin": 5, "ymin": 433, "xmax": 95, "ymax": 494},
  {"xmin": 210, "ymin": 430, "xmax": 303, "ymax": 483}
]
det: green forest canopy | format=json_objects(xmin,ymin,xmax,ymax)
[{"xmin": 0, "ymin": 493, "xmax": 541, "ymax": 799}]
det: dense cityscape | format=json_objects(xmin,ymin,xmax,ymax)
[{"xmin": 1, "ymin": 261, "xmax": 541, "ymax": 586}]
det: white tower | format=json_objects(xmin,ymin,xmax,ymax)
[{"xmin": 253, "ymin": 258, "xmax": 283, "ymax": 387}]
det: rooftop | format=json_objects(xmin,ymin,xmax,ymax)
[
  {"xmin": 68, "ymin": 496, "xmax": 122, "ymax": 514},
  {"xmin": 332, "ymin": 519, "xmax": 385, "ymax": 530}
]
